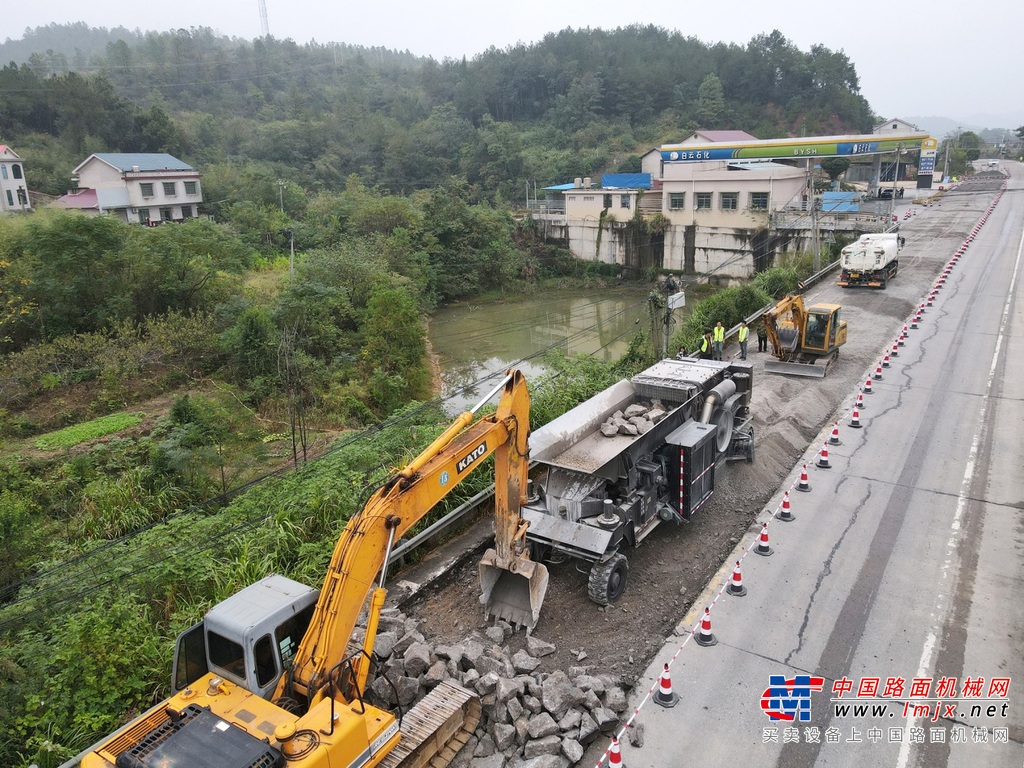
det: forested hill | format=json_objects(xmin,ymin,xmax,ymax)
[{"xmin": 1, "ymin": 24, "xmax": 875, "ymax": 199}]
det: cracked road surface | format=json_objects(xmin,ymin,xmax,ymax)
[{"xmin": 611, "ymin": 168, "xmax": 1024, "ymax": 767}]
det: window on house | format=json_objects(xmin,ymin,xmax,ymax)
[
  {"xmin": 695, "ymin": 192, "xmax": 712, "ymax": 210},
  {"xmin": 140, "ymin": 183, "xmax": 154, "ymax": 197},
  {"xmin": 603, "ymin": 194, "xmax": 613, "ymax": 209},
  {"xmin": 12, "ymin": 165, "xmax": 22, "ymax": 180},
  {"xmin": 5, "ymin": 191, "xmax": 12, "ymax": 207},
  {"xmin": 750, "ymin": 192, "xmax": 770, "ymax": 210},
  {"xmin": 162, "ymin": 181, "xmax": 177, "ymax": 196},
  {"xmin": 669, "ymin": 192, "xmax": 685, "ymax": 210},
  {"xmin": 184, "ymin": 181, "xmax": 197, "ymax": 195},
  {"xmin": 620, "ymin": 195, "xmax": 630, "ymax": 209},
  {"xmin": 720, "ymin": 193, "xmax": 739, "ymax": 211},
  {"xmin": 1, "ymin": 165, "xmax": 7, "ymax": 180},
  {"xmin": 181, "ymin": 205, "xmax": 193, "ymax": 219},
  {"xmin": 138, "ymin": 208, "xmax": 150, "ymax": 223},
  {"xmin": 160, "ymin": 207, "xmax": 172, "ymax": 221}
]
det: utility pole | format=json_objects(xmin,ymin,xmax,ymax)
[
  {"xmin": 809, "ymin": 163, "xmax": 820, "ymax": 272},
  {"xmin": 289, "ymin": 229, "xmax": 295, "ymax": 277},
  {"xmin": 278, "ymin": 179, "xmax": 285, "ymax": 213}
]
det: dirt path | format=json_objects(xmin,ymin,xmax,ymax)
[{"xmin": 405, "ymin": 181, "xmax": 999, "ymax": 691}]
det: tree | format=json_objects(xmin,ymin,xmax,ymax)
[
  {"xmin": 820, "ymin": 157, "xmax": 851, "ymax": 184},
  {"xmin": 957, "ymin": 130, "xmax": 983, "ymax": 162},
  {"xmin": 696, "ymin": 73, "xmax": 726, "ymax": 127},
  {"xmin": 359, "ymin": 284, "xmax": 430, "ymax": 413},
  {"xmin": 20, "ymin": 213, "xmax": 128, "ymax": 341}
]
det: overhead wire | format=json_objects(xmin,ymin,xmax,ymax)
[{"xmin": 0, "ymin": 289, "xmax": 653, "ymax": 628}]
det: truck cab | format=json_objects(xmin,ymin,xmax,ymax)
[{"xmin": 172, "ymin": 574, "xmax": 318, "ymax": 698}]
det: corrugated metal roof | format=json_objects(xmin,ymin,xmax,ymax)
[
  {"xmin": 600, "ymin": 173, "xmax": 651, "ymax": 189},
  {"xmin": 54, "ymin": 189, "xmax": 99, "ymax": 209},
  {"xmin": 90, "ymin": 153, "xmax": 195, "ymax": 172}
]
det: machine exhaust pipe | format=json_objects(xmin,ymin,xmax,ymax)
[{"xmin": 479, "ymin": 551, "xmax": 549, "ymax": 629}]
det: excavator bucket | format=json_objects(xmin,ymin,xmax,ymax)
[
  {"xmin": 479, "ymin": 550, "xmax": 549, "ymax": 629},
  {"xmin": 763, "ymin": 360, "xmax": 828, "ymax": 378}
]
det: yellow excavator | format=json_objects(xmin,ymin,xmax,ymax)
[
  {"xmin": 77, "ymin": 370, "xmax": 548, "ymax": 768},
  {"xmin": 762, "ymin": 293, "xmax": 847, "ymax": 378}
]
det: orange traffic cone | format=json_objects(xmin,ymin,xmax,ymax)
[
  {"xmin": 817, "ymin": 443, "xmax": 831, "ymax": 469},
  {"xmin": 756, "ymin": 522, "xmax": 773, "ymax": 557},
  {"xmin": 777, "ymin": 491, "xmax": 795, "ymax": 522},
  {"xmin": 899, "ymin": 327, "xmax": 908, "ymax": 345},
  {"xmin": 882, "ymin": 353, "xmax": 891, "ymax": 368},
  {"xmin": 829, "ymin": 421, "xmax": 842, "ymax": 445},
  {"xmin": 873, "ymin": 363, "xmax": 883, "ymax": 380},
  {"xmin": 796, "ymin": 464, "xmax": 811, "ymax": 493},
  {"xmin": 863, "ymin": 377, "xmax": 873, "ymax": 395},
  {"xmin": 608, "ymin": 736, "xmax": 626, "ymax": 768},
  {"xmin": 857, "ymin": 391, "xmax": 866, "ymax": 411},
  {"xmin": 890, "ymin": 340, "xmax": 899, "ymax": 358},
  {"xmin": 654, "ymin": 663, "xmax": 680, "ymax": 707},
  {"xmin": 910, "ymin": 312, "xmax": 920, "ymax": 329},
  {"xmin": 727, "ymin": 560, "xmax": 747, "ymax": 597},
  {"xmin": 849, "ymin": 407, "xmax": 862, "ymax": 429},
  {"xmin": 694, "ymin": 607, "xmax": 717, "ymax": 647}
]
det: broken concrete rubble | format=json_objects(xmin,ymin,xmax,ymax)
[{"xmin": 359, "ymin": 608, "xmax": 628, "ymax": 766}]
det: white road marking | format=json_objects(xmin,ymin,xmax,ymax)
[{"xmin": 894, "ymin": 216, "xmax": 1024, "ymax": 768}]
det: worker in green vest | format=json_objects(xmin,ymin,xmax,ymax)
[
  {"xmin": 737, "ymin": 321, "xmax": 749, "ymax": 360},
  {"xmin": 713, "ymin": 321, "xmax": 725, "ymax": 360}
]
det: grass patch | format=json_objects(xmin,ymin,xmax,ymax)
[{"xmin": 34, "ymin": 412, "xmax": 143, "ymax": 450}]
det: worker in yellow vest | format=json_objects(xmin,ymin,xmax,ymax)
[
  {"xmin": 712, "ymin": 321, "xmax": 725, "ymax": 360},
  {"xmin": 737, "ymin": 320, "xmax": 749, "ymax": 360},
  {"xmin": 693, "ymin": 330, "xmax": 712, "ymax": 359}
]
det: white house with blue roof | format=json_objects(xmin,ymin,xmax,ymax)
[{"xmin": 57, "ymin": 153, "xmax": 203, "ymax": 225}]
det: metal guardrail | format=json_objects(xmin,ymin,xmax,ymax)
[{"xmin": 390, "ymin": 486, "xmax": 495, "ymax": 565}]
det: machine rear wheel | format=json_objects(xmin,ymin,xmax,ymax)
[
  {"xmin": 588, "ymin": 553, "xmax": 628, "ymax": 605},
  {"xmin": 527, "ymin": 540, "xmax": 551, "ymax": 563}
]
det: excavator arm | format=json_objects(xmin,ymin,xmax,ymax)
[
  {"xmin": 762, "ymin": 293, "xmax": 808, "ymax": 361},
  {"xmin": 78, "ymin": 371, "xmax": 546, "ymax": 768},
  {"xmin": 282, "ymin": 370, "xmax": 546, "ymax": 705}
]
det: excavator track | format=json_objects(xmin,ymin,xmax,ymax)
[{"xmin": 379, "ymin": 681, "xmax": 481, "ymax": 768}]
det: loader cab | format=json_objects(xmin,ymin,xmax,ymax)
[
  {"xmin": 172, "ymin": 574, "xmax": 318, "ymax": 699},
  {"xmin": 803, "ymin": 304, "xmax": 845, "ymax": 354}
]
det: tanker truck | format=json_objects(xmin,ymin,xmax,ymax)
[
  {"xmin": 517, "ymin": 357, "xmax": 754, "ymax": 605},
  {"xmin": 837, "ymin": 232, "xmax": 904, "ymax": 289}
]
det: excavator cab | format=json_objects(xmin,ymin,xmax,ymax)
[{"xmin": 802, "ymin": 304, "xmax": 845, "ymax": 355}]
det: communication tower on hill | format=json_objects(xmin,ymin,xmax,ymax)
[{"xmin": 258, "ymin": 0, "xmax": 270, "ymax": 37}]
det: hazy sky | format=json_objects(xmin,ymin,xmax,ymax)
[{"xmin": 5, "ymin": 0, "xmax": 1022, "ymax": 130}]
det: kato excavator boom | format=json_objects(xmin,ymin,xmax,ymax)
[{"xmin": 76, "ymin": 370, "xmax": 547, "ymax": 768}]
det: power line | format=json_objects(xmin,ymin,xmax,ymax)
[{"xmin": 0, "ymin": 294, "xmax": 652, "ymax": 628}]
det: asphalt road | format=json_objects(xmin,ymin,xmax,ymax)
[{"xmin": 608, "ymin": 167, "xmax": 1024, "ymax": 768}]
